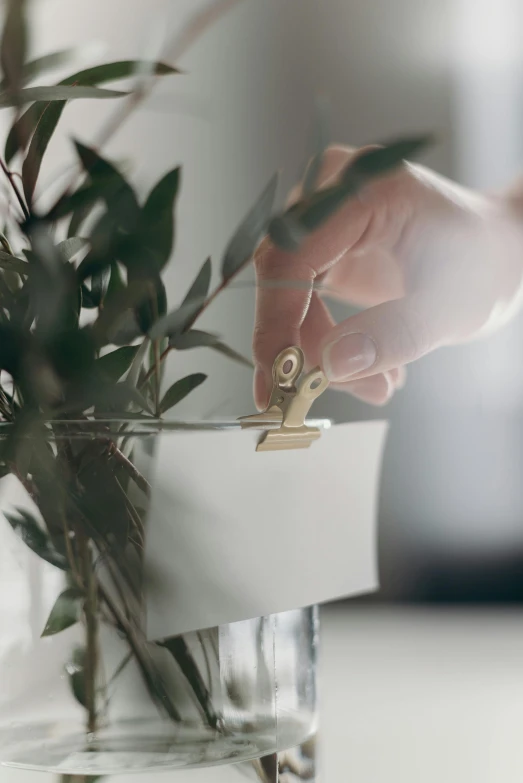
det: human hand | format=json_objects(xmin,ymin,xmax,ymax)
[{"xmin": 253, "ymin": 145, "xmax": 523, "ymax": 406}]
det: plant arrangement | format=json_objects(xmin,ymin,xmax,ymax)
[{"xmin": 0, "ymin": 0, "xmax": 430, "ymax": 776}]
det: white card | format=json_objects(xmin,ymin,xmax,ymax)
[{"xmin": 145, "ymin": 420, "xmax": 388, "ymax": 640}]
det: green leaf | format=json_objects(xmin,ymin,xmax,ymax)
[
  {"xmin": 134, "ymin": 275, "xmax": 167, "ymax": 334},
  {"xmin": 0, "ymin": 48, "xmax": 76, "ymax": 91},
  {"xmin": 291, "ymin": 184, "xmax": 352, "ymax": 234},
  {"xmin": 59, "ymin": 59, "xmax": 178, "ymax": 87},
  {"xmin": 57, "ymin": 236, "xmax": 88, "ymax": 261},
  {"xmin": 267, "ymin": 213, "xmax": 307, "ymax": 252},
  {"xmin": 160, "ymin": 373, "xmax": 207, "ymax": 414},
  {"xmin": 170, "ymin": 330, "xmax": 253, "ymax": 368},
  {"xmin": 221, "ymin": 173, "xmax": 278, "ymax": 281},
  {"xmin": 41, "ymin": 587, "xmax": 84, "ymax": 637},
  {"xmin": 74, "ymin": 141, "xmax": 140, "ymax": 232},
  {"xmin": 62, "ymin": 376, "xmax": 153, "ymax": 416},
  {"xmin": 91, "ymin": 280, "xmax": 150, "ymax": 347},
  {"xmin": 147, "ymin": 298, "xmax": 205, "ymax": 341},
  {"xmin": 5, "ymin": 103, "xmax": 43, "ymax": 162},
  {"xmin": 22, "ymin": 101, "xmax": 66, "ymax": 202},
  {"xmin": 4, "ymin": 508, "xmax": 68, "ymax": 570},
  {"xmin": 140, "ymin": 167, "xmax": 181, "ymax": 271},
  {"xmin": 275, "ymin": 136, "xmax": 433, "ymax": 246},
  {"xmin": 65, "ymin": 646, "xmax": 87, "ymax": 708},
  {"xmin": 46, "ymin": 181, "xmax": 104, "ymax": 223},
  {"xmin": 95, "ymin": 345, "xmax": 139, "ymax": 382},
  {"xmin": 90, "ymin": 266, "xmax": 111, "ymax": 308},
  {"xmin": 105, "ymin": 261, "xmax": 126, "ymax": 304},
  {"xmin": 344, "ymin": 136, "xmax": 432, "ymax": 183},
  {"xmin": 67, "ymin": 197, "xmax": 95, "ymax": 239},
  {"xmin": 160, "ymin": 636, "xmax": 217, "ymax": 728},
  {"xmin": 0, "ymin": 85, "xmax": 128, "ymax": 107},
  {"xmin": 147, "ymin": 259, "xmax": 212, "ymax": 343},
  {"xmin": 0, "ymin": 250, "xmax": 29, "ymax": 276},
  {"xmin": 0, "ymin": 0, "xmax": 27, "ymax": 94},
  {"xmin": 5, "ymin": 60, "xmax": 178, "ymax": 162},
  {"xmin": 181, "ymin": 257, "xmax": 211, "ymax": 309},
  {"xmin": 147, "ymin": 260, "xmax": 212, "ymax": 343},
  {"xmin": 126, "ymin": 337, "xmax": 149, "ymax": 388}
]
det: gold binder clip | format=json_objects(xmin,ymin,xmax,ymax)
[{"xmin": 239, "ymin": 346, "xmax": 329, "ymax": 452}]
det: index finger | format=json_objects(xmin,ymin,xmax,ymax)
[{"xmin": 252, "ymin": 149, "xmax": 372, "ymax": 406}]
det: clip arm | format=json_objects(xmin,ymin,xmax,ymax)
[{"xmin": 239, "ymin": 347, "xmax": 329, "ymax": 451}]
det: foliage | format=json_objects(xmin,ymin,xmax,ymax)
[{"xmin": 0, "ymin": 0, "xmax": 431, "ymax": 756}]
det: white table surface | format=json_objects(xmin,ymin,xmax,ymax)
[{"xmin": 2, "ymin": 606, "xmax": 523, "ymax": 783}]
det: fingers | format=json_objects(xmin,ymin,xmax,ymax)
[
  {"xmin": 320, "ymin": 293, "xmax": 446, "ymax": 383},
  {"xmin": 299, "ymin": 292, "xmax": 406, "ymax": 406},
  {"xmin": 321, "ymin": 246, "xmax": 405, "ymax": 306},
  {"xmin": 252, "ymin": 182, "xmax": 372, "ymax": 391}
]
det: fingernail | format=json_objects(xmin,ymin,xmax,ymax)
[{"xmin": 323, "ymin": 333, "xmax": 377, "ymax": 381}]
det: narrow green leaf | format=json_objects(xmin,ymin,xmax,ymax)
[
  {"xmin": 91, "ymin": 280, "xmax": 150, "ymax": 347},
  {"xmin": 292, "ymin": 184, "xmax": 353, "ymax": 234},
  {"xmin": 344, "ymin": 136, "xmax": 432, "ymax": 183},
  {"xmin": 134, "ymin": 275, "xmax": 167, "ymax": 334},
  {"xmin": 160, "ymin": 373, "xmax": 207, "ymax": 414},
  {"xmin": 221, "ymin": 173, "xmax": 278, "ymax": 281},
  {"xmin": 147, "ymin": 297, "xmax": 206, "ymax": 341},
  {"xmin": 268, "ymin": 213, "xmax": 307, "ymax": 252},
  {"xmin": 171, "ymin": 330, "xmax": 253, "ymax": 368},
  {"xmin": 97, "ymin": 382, "xmax": 154, "ymax": 415},
  {"xmin": 170, "ymin": 330, "xmax": 220, "ymax": 349},
  {"xmin": 147, "ymin": 259, "xmax": 212, "ymax": 343},
  {"xmin": 160, "ymin": 636, "xmax": 217, "ymax": 728},
  {"xmin": 0, "ymin": 85, "xmax": 128, "ymax": 107},
  {"xmin": 74, "ymin": 141, "xmax": 140, "ymax": 232},
  {"xmin": 106, "ymin": 310, "xmax": 142, "ymax": 347},
  {"xmin": 61, "ymin": 377, "xmax": 153, "ymax": 416},
  {"xmin": 127, "ymin": 337, "xmax": 150, "ymax": 388},
  {"xmin": 67, "ymin": 197, "xmax": 95, "ymax": 238},
  {"xmin": 57, "ymin": 236, "xmax": 88, "ymax": 261},
  {"xmin": 5, "ymin": 508, "xmax": 68, "ymax": 570},
  {"xmin": 5, "ymin": 60, "xmax": 178, "ymax": 162},
  {"xmin": 140, "ymin": 167, "xmax": 181, "ymax": 271},
  {"xmin": 90, "ymin": 266, "xmax": 111, "ymax": 308},
  {"xmin": 0, "ymin": 48, "xmax": 76, "ymax": 91},
  {"xmin": 105, "ymin": 261, "xmax": 126, "ymax": 304},
  {"xmin": 181, "ymin": 258, "xmax": 211, "ymax": 309},
  {"xmin": 0, "ymin": 0, "xmax": 27, "ymax": 94},
  {"xmin": 22, "ymin": 101, "xmax": 66, "ymax": 202},
  {"xmin": 46, "ymin": 181, "xmax": 103, "ymax": 223},
  {"xmin": 95, "ymin": 345, "xmax": 139, "ymax": 382},
  {"xmin": 59, "ymin": 59, "xmax": 178, "ymax": 86},
  {"xmin": 65, "ymin": 646, "xmax": 87, "ymax": 708},
  {"xmin": 0, "ymin": 251, "xmax": 29, "ymax": 276},
  {"xmin": 42, "ymin": 587, "xmax": 83, "ymax": 637},
  {"xmin": 280, "ymin": 136, "xmax": 433, "ymax": 245},
  {"xmin": 5, "ymin": 102, "xmax": 42, "ymax": 162}
]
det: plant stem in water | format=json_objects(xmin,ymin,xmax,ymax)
[{"xmin": 80, "ymin": 535, "xmax": 99, "ymax": 735}]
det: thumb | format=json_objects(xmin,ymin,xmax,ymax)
[{"xmin": 320, "ymin": 295, "xmax": 449, "ymax": 382}]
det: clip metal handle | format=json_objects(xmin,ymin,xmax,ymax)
[{"xmin": 239, "ymin": 346, "xmax": 329, "ymax": 451}]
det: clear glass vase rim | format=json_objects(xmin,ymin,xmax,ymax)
[{"xmin": 0, "ymin": 417, "xmax": 332, "ymax": 438}]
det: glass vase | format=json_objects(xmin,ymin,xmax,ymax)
[{"xmin": 0, "ymin": 419, "xmax": 318, "ymax": 780}]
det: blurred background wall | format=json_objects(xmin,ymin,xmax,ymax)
[{"xmin": 5, "ymin": 0, "xmax": 523, "ymax": 607}]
